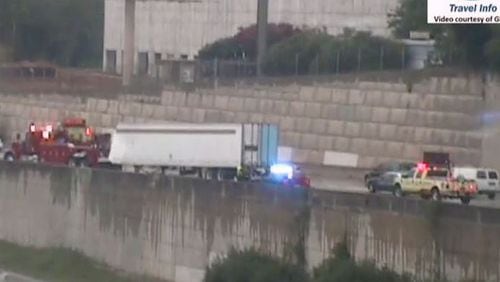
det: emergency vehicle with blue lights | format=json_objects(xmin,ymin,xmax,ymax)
[{"xmin": 268, "ymin": 163, "xmax": 311, "ymax": 188}]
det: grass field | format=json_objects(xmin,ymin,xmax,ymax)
[{"xmin": 0, "ymin": 240, "xmax": 168, "ymax": 282}]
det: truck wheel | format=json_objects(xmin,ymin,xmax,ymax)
[
  {"xmin": 368, "ymin": 182, "xmax": 376, "ymax": 193},
  {"xmin": 79, "ymin": 157, "xmax": 89, "ymax": 168},
  {"xmin": 179, "ymin": 167, "xmax": 189, "ymax": 176},
  {"xmin": 393, "ymin": 185, "xmax": 403, "ymax": 198},
  {"xmin": 488, "ymin": 193, "xmax": 496, "ymax": 200},
  {"xmin": 460, "ymin": 197, "xmax": 471, "ymax": 205},
  {"xmin": 431, "ymin": 188, "xmax": 441, "ymax": 201},
  {"xmin": 216, "ymin": 169, "xmax": 224, "ymax": 181},
  {"xmin": 3, "ymin": 152, "xmax": 14, "ymax": 162}
]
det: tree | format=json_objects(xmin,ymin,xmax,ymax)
[
  {"xmin": 198, "ymin": 23, "xmax": 301, "ymax": 60},
  {"xmin": 0, "ymin": 0, "xmax": 103, "ymax": 67},
  {"xmin": 264, "ymin": 28, "xmax": 404, "ymax": 75},
  {"xmin": 485, "ymin": 26, "xmax": 500, "ymax": 71},
  {"xmin": 449, "ymin": 25, "xmax": 493, "ymax": 68},
  {"xmin": 263, "ymin": 28, "xmax": 332, "ymax": 75},
  {"xmin": 388, "ymin": 0, "xmax": 494, "ymax": 69},
  {"xmin": 387, "ymin": 0, "xmax": 438, "ymax": 39}
]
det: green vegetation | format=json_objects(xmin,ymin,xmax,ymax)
[
  {"xmin": 198, "ymin": 23, "xmax": 302, "ymax": 60},
  {"xmin": 264, "ymin": 28, "xmax": 404, "ymax": 75},
  {"xmin": 0, "ymin": 0, "xmax": 103, "ymax": 67},
  {"xmin": 204, "ymin": 248, "xmax": 309, "ymax": 282},
  {"xmin": 199, "ymin": 24, "xmax": 404, "ymax": 75},
  {"xmin": 312, "ymin": 241, "xmax": 413, "ymax": 282},
  {"xmin": 388, "ymin": 0, "xmax": 498, "ymax": 69},
  {"xmin": 0, "ymin": 43, "xmax": 12, "ymax": 62},
  {"xmin": 204, "ymin": 242, "xmax": 415, "ymax": 282},
  {"xmin": 0, "ymin": 240, "xmax": 165, "ymax": 282}
]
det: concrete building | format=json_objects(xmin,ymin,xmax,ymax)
[{"xmin": 103, "ymin": 0, "xmax": 399, "ymax": 77}]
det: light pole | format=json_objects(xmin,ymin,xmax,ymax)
[
  {"xmin": 123, "ymin": 0, "xmax": 135, "ymax": 86},
  {"xmin": 256, "ymin": 0, "xmax": 269, "ymax": 77}
]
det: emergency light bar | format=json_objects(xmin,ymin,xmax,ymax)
[
  {"xmin": 417, "ymin": 162, "xmax": 429, "ymax": 172},
  {"xmin": 270, "ymin": 164, "xmax": 294, "ymax": 179}
]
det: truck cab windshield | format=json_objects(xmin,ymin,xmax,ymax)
[{"xmin": 66, "ymin": 127, "xmax": 93, "ymax": 144}]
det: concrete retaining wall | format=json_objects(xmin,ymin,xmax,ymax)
[
  {"xmin": 0, "ymin": 75, "xmax": 485, "ymax": 168},
  {"xmin": 0, "ymin": 162, "xmax": 499, "ymax": 281}
]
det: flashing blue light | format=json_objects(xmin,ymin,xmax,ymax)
[{"xmin": 270, "ymin": 164, "xmax": 293, "ymax": 179}]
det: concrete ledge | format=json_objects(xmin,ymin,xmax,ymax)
[{"xmin": 311, "ymin": 190, "xmax": 500, "ymax": 225}]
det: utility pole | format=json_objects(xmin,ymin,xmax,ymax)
[
  {"xmin": 256, "ymin": 0, "xmax": 269, "ymax": 77},
  {"xmin": 123, "ymin": 0, "xmax": 135, "ymax": 86}
]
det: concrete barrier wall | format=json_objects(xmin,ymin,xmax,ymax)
[{"xmin": 0, "ymin": 162, "xmax": 500, "ymax": 281}]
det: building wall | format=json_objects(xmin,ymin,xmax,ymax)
[
  {"xmin": 103, "ymin": 0, "xmax": 399, "ymax": 73},
  {"xmin": 0, "ymin": 162, "xmax": 499, "ymax": 282}
]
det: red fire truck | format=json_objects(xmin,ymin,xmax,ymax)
[{"xmin": 3, "ymin": 118, "xmax": 104, "ymax": 167}]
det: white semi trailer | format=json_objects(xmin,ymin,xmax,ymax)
[{"xmin": 107, "ymin": 122, "xmax": 279, "ymax": 180}]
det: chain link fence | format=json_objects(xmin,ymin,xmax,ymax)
[
  {"xmin": 160, "ymin": 44, "xmax": 455, "ymax": 87},
  {"xmin": 141, "ymin": 39, "xmax": 488, "ymax": 90}
]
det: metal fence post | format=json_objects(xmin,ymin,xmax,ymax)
[
  {"xmin": 295, "ymin": 53, "xmax": 299, "ymax": 76},
  {"xmin": 315, "ymin": 54, "xmax": 320, "ymax": 75},
  {"xmin": 357, "ymin": 48, "xmax": 361, "ymax": 72},
  {"xmin": 401, "ymin": 46, "xmax": 406, "ymax": 71},
  {"xmin": 380, "ymin": 46, "xmax": 384, "ymax": 71},
  {"xmin": 213, "ymin": 57, "xmax": 218, "ymax": 88},
  {"xmin": 336, "ymin": 50, "xmax": 340, "ymax": 74}
]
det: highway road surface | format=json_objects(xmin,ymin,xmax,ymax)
[
  {"xmin": 0, "ymin": 270, "xmax": 42, "ymax": 282},
  {"xmin": 303, "ymin": 165, "xmax": 500, "ymax": 209}
]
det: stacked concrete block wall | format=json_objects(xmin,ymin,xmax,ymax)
[
  {"xmin": 0, "ymin": 75, "xmax": 485, "ymax": 168},
  {"xmin": 157, "ymin": 77, "xmax": 484, "ymax": 168},
  {"xmin": 481, "ymin": 75, "xmax": 500, "ymax": 170},
  {"xmin": 0, "ymin": 162, "xmax": 499, "ymax": 281}
]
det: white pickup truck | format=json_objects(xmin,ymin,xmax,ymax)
[{"xmin": 452, "ymin": 167, "xmax": 499, "ymax": 200}]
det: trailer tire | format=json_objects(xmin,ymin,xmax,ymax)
[
  {"xmin": 460, "ymin": 197, "xmax": 471, "ymax": 205},
  {"xmin": 217, "ymin": 169, "xmax": 227, "ymax": 181},
  {"xmin": 3, "ymin": 152, "xmax": 14, "ymax": 162},
  {"xmin": 367, "ymin": 182, "xmax": 376, "ymax": 193},
  {"xmin": 79, "ymin": 157, "xmax": 89, "ymax": 168},
  {"xmin": 488, "ymin": 193, "xmax": 496, "ymax": 200},
  {"xmin": 179, "ymin": 167, "xmax": 188, "ymax": 176},
  {"xmin": 431, "ymin": 187, "xmax": 441, "ymax": 201},
  {"xmin": 393, "ymin": 184, "xmax": 403, "ymax": 198}
]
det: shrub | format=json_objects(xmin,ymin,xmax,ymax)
[
  {"xmin": 486, "ymin": 39, "xmax": 500, "ymax": 70},
  {"xmin": 205, "ymin": 243, "xmax": 421, "ymax": 282},
  {"xmin": 312, "ymin": 241, "xmax": 414, "ymax": 282},
  {"xmin": 264, "ymin": 28, "xmax": 334, "ymax": 75},
  {"xmin": 203, "ymin": 248, "xmax": 309, "ymax": 282},
  {"xmin": 264, "ymin": 28, "xmax": 405, "ymax": 75},
  {"xmin": 198, "ymin": 23, "xmax": 302, "ymax": 60}
]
